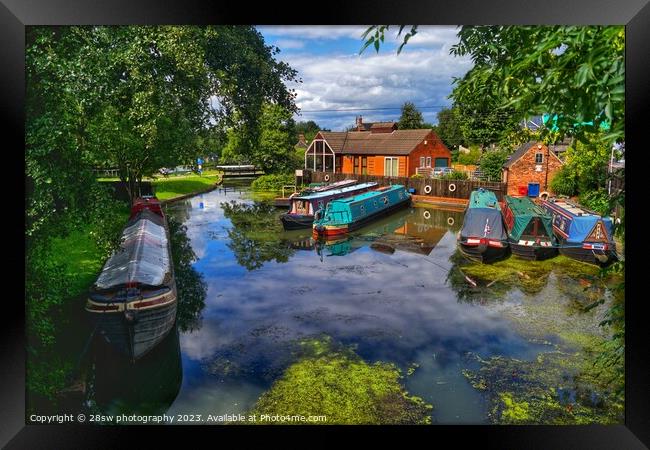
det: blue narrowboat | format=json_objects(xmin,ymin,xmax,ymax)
[
  {"xmin": 540, "ymin": 199, "xmax": 617, "ymax": 265},
  {"xmin": 281, "ymin": 182, "xmax": 378, "ymax": 230},
  {"xmin": 457, "ymin": 188, "xmax": 510, "ymax": 263},
  {"xmin": 312, "ymin": 185, "xmax": 411, "ymax": 237}
]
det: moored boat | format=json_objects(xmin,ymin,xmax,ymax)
[
  {"xmin": 312, "ymin": 185, "xmax": 411, "ymax": 237},
  {"xmin": 503, "ymin": 195, "xmax": 558, "ymax": 260},
  {"xmin": 86, "ymin": 196, "xmax": 177, "ymax": 361},
  {"xmin": 274, "ymin": 180, "xmax": 359, "ymax": 207},
  {"xmin": 281, "ymin": 181, "xmax": 378, "ymax": 230},
  {"xmin": 457, "ymin": 189, "xmax": 509, "ymax": 263},
  {"xmin": 540, "ymin": 198, "xmax": 617, "ymax": 266}
]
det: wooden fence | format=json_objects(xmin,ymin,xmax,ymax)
[{"xmin": 309, "ymin": 171, "xmax": 507, "ymax": 201}]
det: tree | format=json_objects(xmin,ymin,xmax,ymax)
[
  {"xmin": 435, "ymin": 107, "xmax": 464, "ymax": 150},
  {"xmin": 478, "ymin": 150, "xmax": 508, "ymax": 182},
  {"xmin": 295, "ymin": 120, "xmax": 321, "ymax": 144},
  {"xmin": 450, "ymin": 26, "xmax": 624, "ymax": 145},
  {"xmin": 222, "ymin": 103, "xmax": 298, "ymax": 173},
  {"xmin": 398, "ymin": 102, "xmax": 425, "ymax": 129}
]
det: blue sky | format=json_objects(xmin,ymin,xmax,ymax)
[{"xmin": 257, "ymin": 26, "xmax": 472, "ymax": 131}]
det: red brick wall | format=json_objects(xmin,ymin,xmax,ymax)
[
  {"xmin": 407, "ymin": 131, "xmax": 451, "ymax": 176},
  {"xmin": 503, "ymin": 143, "xmax": 564, "ymax": 196}
]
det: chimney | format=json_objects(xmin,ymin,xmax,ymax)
[{"xmin": 356, "ymin": 115, "xmax": 363, "ymax": 131}]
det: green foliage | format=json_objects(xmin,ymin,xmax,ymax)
[
  {"xmin": 397, "ymin": 102, "xmax": 425, "ymax": 129},
  {"xmin": 579, "ymin": 189, "xmax": 611, "ymax": 216},
  {"xmin": 550, "ymin": 166, "xmax": 578, "ymax": 196},
  {"xmin": 360, "ymin": 25, "xmax": 419, "ymax": 55},
  {"xmin": 450, "ymin": 26, "xmax": 625, "ymax": 145},
  {"xmin": 410, "ymin": 173, "xmax": 424, "ymax": 179},
  {"xmin": 250, "ymin": 173, "xmax": 295, "ymax": 191},
  {"xmin": 247, "ymin": 336, "xmax": 432, "ymax": 424},
  {"xmin": 478, "ymin": 150, "xmax": 508, "ymax": 181},
  {"xmin": 220, "ymin": 200, "xmax": 295, "ymax": 270},
  {"xmin": 435, "ymin": 107, "xmax": 465, "ymax": 150},
  {"xmin": 168, "ymin": 217, "xmax": 207, "ymax": 332},
  {"xmin": 442, "ymin": 171, "xmax": 468, "ymax": 180},
  {"xmin": 295, "ymin": 120, "xmax": 321, "ymax": 144},
  {"xmin": 457, "ymin": 148, "xmax": 482, "ymax": 165}
]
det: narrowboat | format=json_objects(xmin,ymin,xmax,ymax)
[
  {"xmin": 273, "ymin": 180, "xmax": 359, "ymax": 207},
  {"xmin": 540, "ymin": 199, "xmax": 617, "ymax": 265},
  {"xmin": 502, "ymin": 195, "xmax": 558, "ymax": 261},
  {"xmin": 457, "ymin": 188, "xmax": 510, "ymax": 263},
  {"xmin": 86, "ymin": 196, "xmax": 177, "ymax": 361},
  {"xmin": 281, "ymin": 182, "xmax": 378, "ymax": 230},
  {"xmin": 312, "ymin": 185, "xmax": 411, "ymax": 238}
]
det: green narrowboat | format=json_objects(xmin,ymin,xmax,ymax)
[
  {"xmin": 457, "ymin": 188, "xmax": 510, "ymax": 263},
  {"xmin": 502, "ymin": 195, "xmax": 558, "ymax": 260},
  {"xmin": 312, "ymin": 185, "xmax": 411, "ymax": 238}
]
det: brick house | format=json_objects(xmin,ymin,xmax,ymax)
[
  {"xmin": 304, "ymin": 119, "xmax": 451, "ymax": 177},
  {"xmin": 502, "ymin": 141, "xmax": 564, "ymax": 197}
]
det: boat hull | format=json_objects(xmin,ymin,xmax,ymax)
[
  {"xmin": 89, "ymin": 290, "xmax": 177, "ymax": 361},
  {"xmin": 313, "ymin": 199, "xmax": 411, "ymax": 238},
  {"xmin": 458, "ymin": 241, "xmax": 510, "ymax": 264},
  {"xmin": 281, "ymin": 213, "xmax": 314, "ymax": 230},
  {"xmin": 558, "ymin": 243, "xmax": 617, "ymax": 266},
  {"xmin": 510, "ymin": 243, "xmax": 558, "ymax": 261}
]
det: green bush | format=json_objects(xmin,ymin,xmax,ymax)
[
  {"xmin": 478, "ymin": 150, "xmax": 508, "ymax": 182},
  {"xmin": 443, "ymin": 171, "xmax": 468, "ymax": 180},
  {"xmin": 579, "ymin": 189, "xmax": 611, "ymax": 215},
  {"xmin": 457, "ymin": 147, "xmax": 481, "ymax": 165},
  {"xmin": 410, "ymin": 173, "xmax": 424, "ymax": 179},
  {"xmin": 550, "ymin": 167, "xmax": 578, "ymax": 197},
  {"xmin": 251, "ymin": 173, "xmax": 296, "ymax": 191}
]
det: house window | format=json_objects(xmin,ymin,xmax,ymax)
[
  {"xmin": 353, "ymin": 156, "xmax": 360, "ymax": 174},
  {"xmin": 384, "ymin": 157, "xmax": 399, "ymax": 177},
  {"xmin": 420, "ymin": 157, "xmax": 425, "ymax": 167},
  {"xmin": 535, "ymin": 153, "xmax": 543, "ymax": 164},
  {"xmin": 362, "ymin": 156, "xmax": 367, "ymax": 175},
  {"xmin": 426, "ymin": 157, "xmax": 432, "ymax": 167}
]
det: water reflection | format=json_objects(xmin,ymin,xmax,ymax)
[
  {"xmin": 86, "ymin": 326, "xmax": 182, "ymax": 419},
  {"xmin": 99, "ymin": 183, "xmax": 618, "ymax": 425}
]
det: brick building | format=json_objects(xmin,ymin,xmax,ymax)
[
  {"xmin": 502, "ymin": 141, "xmax": 564, "ymax": 197},
  {"xmin": 304, "ymin": 120, "xmax": 451, "ymax": 177}
]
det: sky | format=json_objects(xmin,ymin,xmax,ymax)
[{"xmin": 257, "ymin": 25, "xmax": 473, "ymax": 132}]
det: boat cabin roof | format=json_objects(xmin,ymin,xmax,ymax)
[
  {"xmin": 294, "ymin": 182, "xmax": 377, "ymax": 200},
  {"xmin": 469, "ymin": 188, "xmax": 500, "ymax": 210},
  {"xmin": 504, "ymin": 196, "xmax": 550, "ymax": 217},
  {"xmin": 549, "ymin": 199, "xmax": 599, "ymax": 217},
  {"xmin": 340, "ymin": 184, "xmax": 404, "ymax": 205}
]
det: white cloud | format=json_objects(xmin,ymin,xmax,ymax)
[
  {"xmin": 274, "ymin": 38, "xmax": 306, "ymax": 50},
  {"xmin": 280, "ymin": 44, "xmax": 472, "ymax": 129},
  {"xmin": 257, "ymin": 25, "xmax": 369, "ymax": 40}
]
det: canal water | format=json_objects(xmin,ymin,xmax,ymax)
[{"xmin": 54, "ymin": 179, "xmax": 620, "ymax": 424}]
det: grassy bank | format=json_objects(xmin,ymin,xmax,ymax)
[{"xmin": 151, "ymin": 172, "xmax": 222, "ymax": 201}]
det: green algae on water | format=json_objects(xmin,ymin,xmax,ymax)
[
  {"xmin": 462, "ymin": 351, "xmax": 623, "ymax": 425},
  {"xmin": 245, "ymin": 337, "xmax": 433, "ymax": 424}
]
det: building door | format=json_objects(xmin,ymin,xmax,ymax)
[{"xmin": 384, "ymin": 157, "xmax": 399, "ymax": 177}]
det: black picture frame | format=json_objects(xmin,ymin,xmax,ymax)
[{"xmin": 5, "ymin": 0, "xmax": 648, "ymax": 447}]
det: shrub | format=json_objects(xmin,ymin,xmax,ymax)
[
  {"xmin": 251, "ymin": 173, "xmax": 296, "ymax": 191},
  {"xmin": 579, "ymin": 189, "xmax": 611, "ymax": 215},
  {"xmin": 478, "ymin": 150, "xmax": 508, "ymax": 182},
  {"xmin": 457, "ymin": 147, "xmax": 482, "ymax": 165},
  {"xmin": 410, "ymin": 173, "xmax": 424, "ymax": 179},
  {"xmin": 443, "ymin": 171, "xmax": 468, "ymax": 180},
  {"xmin": 550, "ymin": 167, "xmax": 578, "ymax": 197}
]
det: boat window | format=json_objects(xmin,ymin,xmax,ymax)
[{"xmin": 382, "ymin": 196, "xmax": 389, "ymax": 205}]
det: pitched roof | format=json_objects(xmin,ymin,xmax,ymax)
[
  {"xmin": 318, "ymin": 129, "xmax": 434, "ymax": 155},
  {"xmin": 503, "ymin": 142, "xmax": 537, "ymax": 168},
  {"xmin": 370, "ymin": 122, "xmax": 397, "ymax": 129}
]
